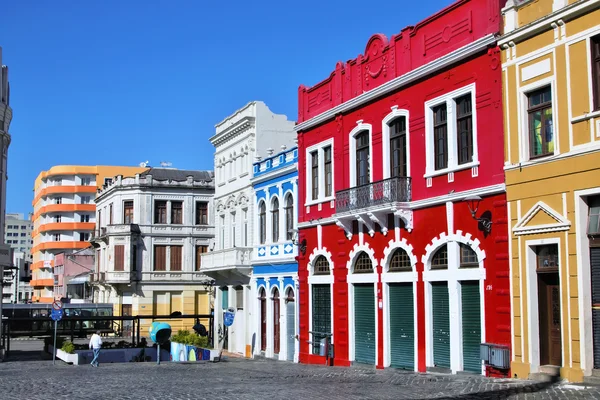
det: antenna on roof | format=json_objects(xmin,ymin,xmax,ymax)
[
  {"xmin": 139, "ymin": 161, "xmax": 149, "ymax": 168},
  {"xmin": 159, "ymin": 161, "xmax": 172, "ymax": 168}
]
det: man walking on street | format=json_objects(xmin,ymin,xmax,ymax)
[{"xmin": 89, "ymin": 330, "xmax": 102, "ymax": 367}]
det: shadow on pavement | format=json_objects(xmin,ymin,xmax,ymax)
[{"xmin": 436, "ymin": 379, "xmax": 558, "ymax": 399}]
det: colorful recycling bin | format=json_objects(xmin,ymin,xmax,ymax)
[{"xmin": 148, "ymin": 322, "xmax": 172, "ymax": 344}]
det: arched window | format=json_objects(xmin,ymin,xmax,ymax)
[
  {"xmin": 388, "ymin": 248, "xmax": 411, "ymax": 272},
  {"xmin": 259, "ymin": 201, "xmax": 266, "ymax": 244},
  {"xmin": 356, "ymin": 131, "xmax": 370, "ymax": 186},
  {"xmin": 286, "ymin": 287, "xmax": 295, "ymax": 304},
  {"xmin": 431, "ymin": 244, "xmax": 448, "ymax": 270},
  {"xmin": 284, "ymin": 194, "xmax": 294, "ymax": 240},
  {"xmin": 459, "ymin": 243, "xmax": 478, "ymax": 268},
  {"xmin": 313, "ymin": 256, "xmax": 331, "ymax": 275},
  {"xmin": 354, "ymin": 252, "xmax": 374, "ymax": 273},
  {"xmin": 271, "ymin": 197, "xmax": 279, "ymax": 242}
]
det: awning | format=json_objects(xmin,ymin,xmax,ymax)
[{"xmin": 67, "ymin": 275, "xmax": 90, "ymax": 284}]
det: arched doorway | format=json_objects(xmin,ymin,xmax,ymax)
[
  {"xmin": 259, "ymin": 287, "xmax": 267, "ymax": 352},
  {"xmin": 273, "ymin": 287, "xmax": 280, "ymax": 355},
  {"xmin": 352, "ymin": 251, "xmax": 376, "ymax": 365},
  {"xmin": 286, "ymin": 288, "xmax": 296, "ymax": 361}
]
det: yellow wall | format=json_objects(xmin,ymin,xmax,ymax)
[{"xmin": 502, "ymin": 4, "xmax": 600, "ymax": 382}]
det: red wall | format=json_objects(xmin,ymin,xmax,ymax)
[{"xmin": 296, "ymin": 0, "xmax": 510, "ymax": 376}]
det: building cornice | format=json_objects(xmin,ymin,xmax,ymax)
[
  {"xmin": 498, "ymin": 0, "xmax": 600, "ymax": 46},
  {"xmin": 209, "ymin": 118, "xmax": 255, "ymax": 147},
  {"xmin": 294, "ymin": 34, "xmax": 496, "ymax": 132},
  {"xmin": 297, "ymin": 183, "xmax": 506, "ymax": 229},
  {"xmin": 252, "ymin": 164, "xmax": 297, "ymax": 186}
]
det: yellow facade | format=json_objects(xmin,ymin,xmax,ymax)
[{"xmin": 501, "ymin": 0, "xmax": 600, "ymax": 382}]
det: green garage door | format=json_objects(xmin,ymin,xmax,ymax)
[
  {"xmin": 432, "ymin": 282, "xmax": 450, "ymax": 368},
  {"xmin": 389, "ymin": 283, "xmax": 414, "ymax": 370},
  {"xmin": 461, "ymin": 281, "xmax": 482, "ymax": 373},
  {"xmin": 354, "ymin": 284, "xmax": 376, "ymax": 364}
]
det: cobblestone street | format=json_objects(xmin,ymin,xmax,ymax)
[{"xmin": 1, "ymin": 343, "xmax": 600, "ymax": 400}]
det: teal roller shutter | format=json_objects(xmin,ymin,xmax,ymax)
[
  {"xmin": 389, "ymin": 283, "xmax": 414, "ymax": 370},
  {"xmin": 221, "ymin": 287, "xmax": 229, "ymax": 309},
  {"xmin": 461, "ymin": 281, "xmax": 482, "ymax": 373},
  {"xmin": 432, "ymin": 282, "xmax": 450, "ymax": 368},
  {"xmin": 354, "ymin": 284, "xmax": 376, "ymax": 365},
  {"xmin": 311, "ymin": 284, "xmax": 331, "ymax": 355}
]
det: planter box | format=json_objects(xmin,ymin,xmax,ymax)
[
  {"xmin": 50, "ymin": 345, "xmax": 170, "ymax": 365},
  {"xmin": 170, "ymin": 341, "xmax": 220, "ymax": 362}
]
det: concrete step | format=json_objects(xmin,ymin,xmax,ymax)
[
  {"xmin": 529, "ymin": 372, "xmax": 561, "ymax": 383},
  {"xmin": 539, "ymin": 365, "xmax": 560, "ymax": 376},
  {"xmin": 592, "ymin": 369, "xmax": 600, "ymax": 378},
  {"xmin": 583, "ymin": 375, "xmax": 600, "ymax": 386}
]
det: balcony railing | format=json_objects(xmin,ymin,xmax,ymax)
[
  {"xmin": 200, "ymin": 247, "xmax": 252, "ymax": 270},
  {"xmin": 335, "ymin": 176, "xmax": 411, "ymax": 213}
]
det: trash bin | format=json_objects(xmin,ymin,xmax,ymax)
[{"xmin": 319, "ymin": 337, "xmax": 328, "ymax": 357}]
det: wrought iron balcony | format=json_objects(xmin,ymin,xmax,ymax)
[{"xmin": 335, "ymin": 176, "xmax": 411, "ymax": 213}]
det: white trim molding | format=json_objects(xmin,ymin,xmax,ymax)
[
  {"xmin": 382, "ymin": 107, "xmax": 411, "ymax": 180},
  {"xmin": 423, "ymin": 83, "xmax": 480, "ymax": 179},
  {"xmin": 512, "ymin": 201, "xmax": 571, "ymax": 236},
  {"xmin": 348, "ymin": 121, "xmax": 374, "ymax": 188},
  {"xmin": 421, "ymin": 230, "xmax": 487, "ymax": 375},
  {"xmin": 295, "ymin": 34, "xmax": 496, "ymax": 132},
  {"xmin": 380, "ymin": 238, "xmax": 419, "ymax": 283},
  {"xmin": 307, "ymin": 247, "xmax": 334, "ymax": 285},
  {"xmin": 346, "ymin": 242, "xmax": 379, "ymax": 284},
  {"xmin": 305, "ymin": 138, "xmax": 335, "ymax": 207}
]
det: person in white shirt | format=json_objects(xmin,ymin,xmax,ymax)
[{"xmin": 89, "ymin": 331, "xmax": 103, "ymax": 367}]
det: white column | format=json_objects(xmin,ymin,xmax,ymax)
[
  {"xmin": 278, "ymin": 276, "xmax": 285, "ymax": 361},
  {"xmin": 447, "ymin": 242, "xmax": 462, "ymax": 374},
  {"xmin": 249, "ymin": 278, "xmax": 257, "ymax": 357},
  {"xmin": 293, "ymin": 276, "xmax": 300, "ymax": 363}
]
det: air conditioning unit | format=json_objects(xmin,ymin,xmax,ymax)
[{"xmin": 480, "ymin": 343, "xmax": 510, "ymax": 369}]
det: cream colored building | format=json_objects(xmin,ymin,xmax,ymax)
[
  {"xmin": 501, "ymin": 0, "xmax": 600, "ymax": 383},
  {"xmin": 90, "ymin": 168, "xmax": 215, "ymax": 334}
]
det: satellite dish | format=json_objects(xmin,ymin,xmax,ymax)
[{"xmin": 139, "ymin": 160, "xmax": 149, "ymax": 168}]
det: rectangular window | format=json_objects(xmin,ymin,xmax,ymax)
[
  {"xmin": 132, "ymin": 245, "xmax": 137, "ymax": 271},
  {"xmin": 154, "ymin": 245, "xmax": 167, "ymax": 271},
  {"xmin": 79, "ymin": 232, "xmax": 90, "ymax": 241},
  {"xmin": 170, "ymin": 246, "xmax": 182, "ymax": 271},
  {"xmin": 456, "ymin": 94, "xmax": 473, "ymax": 165},
  {"xmin": 171, "ymin": 201, "xmax": 183, "ymax": 224},
  {"xmin": 104, "ymin": 178, "xmax": 113, "ymax": 186},
  {"xmin": 55, "ymin": 197, "xmax": 62, "ymax": 205},
  {"xmin": 195, "ymin": 245, "xmax": 208, "ymax": 271},
  {"xmin": 98, "ymin": 210, "xmax": 102, "ymax": 228},
  {"xmin": 355, "ymin": 133, "xmax": 370, "ymax": 186},
  {"xmin": 220, "ymin": 215, "xmax": 225, "ymax": 249},
  {"xmin": 231, "ymin": 212, "xmax": 236, "ymax": 247},
  {"xmin": 243, "ymin": 209, "xmax": 248, "ymax": 246},
  {"xmin": 114, "ymin": 245, "xmax": 125, "ymax": 271},
  {"xmin": 81, "ymin": 196, "xmax": 90, "ymax": 204},
  {"xmin": 592, "ymin": 34, "xmax": 600, "ymax": 111},
  {"xmin": 81, "ymin": 177, "xmax": 91, "ymax": 186},
  {"xmin": 123, "ymin": 201, "xmax": 134, "ymax": 224},
  {"xmin": 324, "ymin": 146, "xmax": 332, "ymax": 197},
  {"xmin": 311, "ymin": 150, "xmax": 319, "ymax": 200},
  {"xmin": 154, "ymin": 201, "xmax": 167, "ymax": 224},
  {"xmin": 109, "ymin": 203, "xmax": 113, "ymax": 225},
  {"xmin": 54, "ymin": 215, "xmax": 61, "ymax": 223},
  {"xmin": 588, "ymin": 196, "xmax": 600, "ymax": 235},
  {"xmin": 54, "ymin": 234, "xmax": 61, "ymax": 241},
  {"xmin": 527, "ymin": 86, "xmax": 553, "ymax": 159},
  {"xmin": 433, "ymin": 103, "xmax": 448, "ymax": 170},
  {"xmin": 80, "ymin": 214, "xmax": 90, "ymax": 223},
  {"xmin": 195, "ymin": 201, "xmax": 208, "ymax": 225}
]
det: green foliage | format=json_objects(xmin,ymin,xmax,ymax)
[
  {"xmin": 171, "ymin": 329, "xmax": 208, "ymax": 348},
  {"xmin": 61, "ymin": 341, "xmax": 75, "ymax": 354}
]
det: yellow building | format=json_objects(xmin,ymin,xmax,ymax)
[
  {"xmin": 31, "ymin": 165, "xmax": 147, "ymax": 302},
  {"xmin": 500, "ymin": 0, "xmax": 600, "ymax": 383}
]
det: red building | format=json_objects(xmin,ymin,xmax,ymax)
[{"xmin": 295, "ymin": 0, "xmax": 510, "ymax": 376}]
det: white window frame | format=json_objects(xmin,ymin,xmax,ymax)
[
  {"xmin": 307, "ymin": 251, "xmax": 335, "ymax": 356},
  {"xmin": 348, "ymin": 122, "xmax": 373, "ymax": 188},
  {"xmin": 305, "ymin": 138, "xmax": 335, "ymax": 206},
  {"xmin": 382, "ymin": 107, "xmax": 411, "ymax": 179},
  {"xmin": 424, "ymin": 83, "xmax": 479, "ymax": 178},
  {"xmin": 518, "ymin": 77, "xmax": 559, "ymax": 162}
]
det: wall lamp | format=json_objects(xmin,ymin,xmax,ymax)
[
  {"xmin": 289, "ymin": 229, "xmax": 307, "ymax": 256},
  {"xmin": 464, "ymin": 195, "xmax": 492, "ymax": 234}
]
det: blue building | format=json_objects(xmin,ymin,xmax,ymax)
[{"xmin": 251, "ymin": 145, "xmax": 298, "ymax": 361}]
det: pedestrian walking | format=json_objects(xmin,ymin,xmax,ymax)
[{"xmin": 89, "ymin": 330, "xmax": 102, "ymax": 367}]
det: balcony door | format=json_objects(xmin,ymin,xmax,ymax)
[
  {"xmin": 356, "ymin": 131, "xmax": 370, "ymax": 187},
  {"xmin": 390, "ymin": 117, "xmax": 407, "ymax": 178}
]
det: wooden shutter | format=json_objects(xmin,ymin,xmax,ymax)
[
  {"xmin": 195, "ymin": 245, "xmax": 207, "ymax": 271},
  {"xmin": 154, "ymin": 245, "xmax": 167, "ymax": 271},
  {"xmin": 170, "ymin": 246, "xmax": 182, "ymax": 271},
  {"xmin": 114, "ymin": 245, "xmax": 125, "ymax": 271}
]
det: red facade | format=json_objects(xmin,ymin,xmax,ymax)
[{"xmin": 296, "ymin": 0, "xmax": 510, "ymax": 376}]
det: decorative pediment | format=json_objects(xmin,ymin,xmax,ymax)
[{"xmin": 513, "ymin": 201, "xmax": 571, "ymax": 236}]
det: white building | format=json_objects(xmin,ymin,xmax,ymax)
[
  {"xmin": 201, "ymin": 101, "xmax": 296, "ymax": 357},
  {"xmin": 90, "ymin": 168, "xmax": 215, "ymax": 334},
  {"xmin": 2, "ymin": 251, "xmax": 32, "ymax": 304},
  {"xmin": 4, "ymin": 213, "xmax": 33, "ymax": 260}
]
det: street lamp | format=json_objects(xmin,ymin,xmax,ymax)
[
  {"xmin": 289, "ymin": 229, "xmax": 307, "ymax": 256},
  {"xmin": 464, "ymin": 195, "xmax": 492, "ymax": 234}
]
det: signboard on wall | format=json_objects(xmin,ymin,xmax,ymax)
[{"xmin": 0, "ymin": 243, "xmax": 13, "ymax": 267}]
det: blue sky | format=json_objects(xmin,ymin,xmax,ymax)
[{"xmin": 3, "ymin": 0, "xmax": 452, "ymax": 216}]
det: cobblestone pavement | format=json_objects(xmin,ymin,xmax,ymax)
[{"xmin": 1, "ymin": 355, "xmax": 600, "ymax": 399}]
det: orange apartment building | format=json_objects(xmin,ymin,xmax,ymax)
[{"xmin": 30, "ymin": 165, "xmax": 147, "ymax": 302}]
